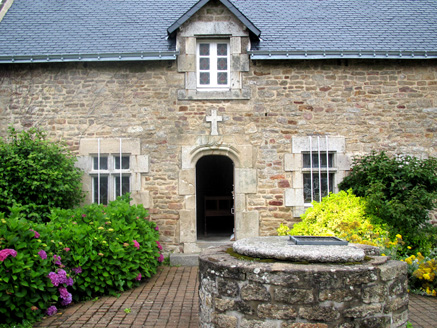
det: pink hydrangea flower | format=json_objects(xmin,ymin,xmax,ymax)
[
  {"xmin": 135, "ymin": 273, "xmax": 142, "ymax": 281},
  {"xmin": 156, "ymin": 241, "xmax": 162, "ymax": 250},
  {"xmin": 155, "ymin": 226, "xmax": 159, "ymax": 231},
  {"xmin": 158, "ymin": 253, "xmax": 164, "ymax": 263},
  {"xmin": 133, "ymin": 240, "xmax": 140, "ymax": 249},
  {"xmin": 63, "ymin": 247, "xmax": 70, "ymax": 252},
  {"xmin": 0, "ymin": 249, "xmax": 17, "ymax": 262},
  {"xmin": 30, "ymin": 229, "xmax": 40, "ymax": 239}
]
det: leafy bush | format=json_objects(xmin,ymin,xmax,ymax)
[
  {"xmin": 1, "ymin": 196, "xmax": 162, "ymax": 325},
  {"xmin": 278, "ymin": 190, "xmax": 394, "ymax": 248},
  {"xmin": 0, "ymin": 208, "xmax": 58, "ymax": 325},
  {"xmin": 0, "ymin": 127, "xmax": 84, "ymax": 222},
  {"xmin": 46, "ymin": 194, "xmax": 162, "ymax": 300},
  {"xmin": 338, "ymin": 151, "xmax": 437, "ymax": 253},
  {"xmin": 403, "ymin": 249, "xmax": 437, "ymax": 297}
]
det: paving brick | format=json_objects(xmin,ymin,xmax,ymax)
[{"xmin": 33, "ymin": 266, "xmax": 433, "ymax": 327}]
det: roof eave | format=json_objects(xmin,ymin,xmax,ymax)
[
  {"xmin": 167, "ymin": 0, "xmax": 261, "ymax": 37},
  {"xmin": 248, "ymin": 50, "xmax": 437, "ymax": 60},
  {"xmin": 0, "ymin": 51, "xmax": 179, "ymax": 64}
]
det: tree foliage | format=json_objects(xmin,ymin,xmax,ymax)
[
  {"xmin": 339, "ymin": 151, "xmax": 437, "ymax": 252},
  {"xmin": 0, "ymin": 127, "xmax": 84, "ymax": 222}
]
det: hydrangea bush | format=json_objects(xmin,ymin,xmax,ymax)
[
  {"xmin": 46, "ymin": 194, "xmax": 162, "ymax": 299},
  {"xmin": 0, "ymin": 208, "xmax": 58, "ymax": 324},
  {"xmin": 0, "ymin": 195, "xmax": 162, "ymax": 325}
]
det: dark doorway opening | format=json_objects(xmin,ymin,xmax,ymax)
[{"xmin": 196, "ymin": 155, "xmax": 234, "ymax": 240}]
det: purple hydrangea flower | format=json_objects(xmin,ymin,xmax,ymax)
[
  {"xmin": 133, "ymin": 240, "xmax": 140, "ymax": 249},
  {"xmin": 155, "ymin": 226, "xmax": 159, "ymax": 231},
  {"xmin": 72, "ymin": 266, "xmax": 82, "ymax": 274},
  {"xmin": 38, "ymin": 250, "xmax": 47, "ymax": 260},
  {"xmin": 59, "ymin": 287, "xmax": 72, "ymax": 306},
  {"xmin": 158, "ymin": 253, "xmax": 164, "ymax": 263},
  {"xmin": 156, "ymin": 241, "xmax": 163, "ymax": 250},
  {"xmin": 46, "ymin": 305, "xmax": 57, "ymax": 316},
  {"xmin": 48, "ymin": 272, "xmax": 60, "ymax": 286},
  {"xmin": 48, "ymin": 269, "xmax": 70, "ymax": 287},
  {"xmin": 53, "ymin": 254, "xmax": 62, "ymax": 266},
  {"xmin": 0, "ymin": 249, "xmax": 17, "ymax": 262},
  {"xmin": 135, "ymin": 273, "xmax": 142, "ymax": 281}
]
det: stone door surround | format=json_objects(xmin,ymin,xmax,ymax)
[{"xmin": 178, "ymin": 136, "xmax": 258, "ymax": 253}]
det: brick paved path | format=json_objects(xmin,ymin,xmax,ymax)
[
  {"xmin": 34, "ymin": 266, "xmax": 199, "ymax": 328},
  {"xmin": 33, "ymin": 266, "xmax": 436, "ymax": 328},
  {"xmin": 408, "ymin": 293, "xmax": 437, "ymax": 328}
]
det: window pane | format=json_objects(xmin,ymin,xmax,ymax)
[
  {"xmin": 115, "ymin": 176, "xmax": 130, "ymax": 197},
  {"xmin": 303, "ymin": 153, "xmax": 334, "ymax": 168},
  {"xmin": 199, "ymin": 58, "xmax": 210, "ymax": 70},
  {"xmin": 93, "ymin": 157, "xmax": 108, "ymax": 170},
  {"xmin": 217, "ymin": 58, "xmax": 227, "ymax": 70},
  {"xmin": 199, "ymin": 44, "xmax": 210, "ymax": 56},
  {"xmin": 199, "ymin": 72, "xmax": 210, "ymax": 85},
  {"xmin": 217, "ymin": 72, "xmax": 228, "ymax": 85},
  {"xmin": 217, "ymin": 44, "xmax": 227, "ymax": 56},
  {"xmin": 93, "ymin": 176, "xmax": 108, "ymax": 205},
  {"xmin": 115, "ymin": 156, "xmax": 130, "ymax": 170},
  {"xmin": 303, "ymin": 173, "xmax": 334, "ymax": 203}
]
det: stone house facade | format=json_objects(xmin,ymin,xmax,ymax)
[{"xmin": 0, "ymin": 0, "xmax": 436, "ymax": 253}]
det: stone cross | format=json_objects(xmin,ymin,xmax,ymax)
[{"xmin": 206, "ymin": 109, "xmax": 223, "ymax": 136}]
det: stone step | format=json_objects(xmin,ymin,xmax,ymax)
[
  {"xmin": 169, "ymin": 253, "xmax": 199, "ymax": 266},
  {"xmin": 170, "ymin": 241, "xmax": 233, "ymax": 266}
]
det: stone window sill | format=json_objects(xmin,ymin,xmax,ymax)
[{"xmin": 177, "ymin": 87, "xmax": 251, "ymax": 100}]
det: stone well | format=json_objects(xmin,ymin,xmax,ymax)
[{"xmin": 198, "ymin": 236, "xmax": 408, "ymax": 328}]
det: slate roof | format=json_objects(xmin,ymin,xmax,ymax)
[{"xmin": 0, "ymin": 0, "xmax": 436, "ymax": 63}]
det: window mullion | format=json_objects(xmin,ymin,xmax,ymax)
[{"xmin": 211, "ymin": 43, "xmax": 218, "ymax": 87}]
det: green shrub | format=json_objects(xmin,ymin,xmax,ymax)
[
  {"xmin": 0, "ymin": 208, "xmax": 58, "ymax": 325},
  {"xmin": 338, "ymin": 151, "xmax": 437, "ymax": 254},
  {"xmin": 46, "ymin": 194, "xmax": 162, "ymax": 300},
  {"xmin": 0, "ymin": 127, "xmax": 84, "ymax": 222},
  {"xmin": 278, "ymin": 190, "xmax": 393, "ymax": 249}
]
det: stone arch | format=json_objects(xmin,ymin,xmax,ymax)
[{"xmin": 187, "ymin": 143, "xmax": 241, "ymax": 169}]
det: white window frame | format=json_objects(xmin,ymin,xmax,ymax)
[
  {"xmin": 285, "ymin": 136, "xmax": 349, "ymax": 217},
  {"xmin": 91, "ymin": 154, "xmax": 131, "ymax": 204},
  {"xmin": 197, "ymin": 40, "xmax": 230, "ymax": 90},
  {"xmin": 302, "ymin": 151, "xmax": 337, "ymax": 205}
]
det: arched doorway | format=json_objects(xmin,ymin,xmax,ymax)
[{"xmin": 196, "ymin": 155, "xmax": 234, "ymax": 240}]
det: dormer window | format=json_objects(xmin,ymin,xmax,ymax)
[{"xmin": 197, "ymin": 41, "xmax": 230, "ymax": 89}]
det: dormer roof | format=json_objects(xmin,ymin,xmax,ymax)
[{"xmin": 167, "ymin": 0, "xmax": 260, "ymax": 37}]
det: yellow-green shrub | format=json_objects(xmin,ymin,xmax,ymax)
[{"xmin": 278, "ymin": 190, "xmax": 393, "ymax": 249}]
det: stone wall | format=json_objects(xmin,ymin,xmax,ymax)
[
  {"xmin": 0, "ymin": 57, "xmax": 436, "ymax": 252},
  {"xmin": 199, "ymin": 245, "xmax": 409, "ymax": 328}
]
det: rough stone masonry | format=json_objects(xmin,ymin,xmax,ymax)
[{"xmin": 0, "ymin": 1, "xmax": 436, "ymax": 253}]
